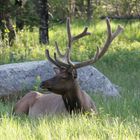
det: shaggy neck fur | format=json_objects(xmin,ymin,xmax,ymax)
[{"xmin": 62, "ymin": 80, "xmax": 82, "ymax": 114}]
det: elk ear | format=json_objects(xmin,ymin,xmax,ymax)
[
  {"xmin": 72, "ymin": 69, "xmax": 77, "ymax": 79},
  {"xmin": 53, "ymin": 67, "xmax": 60, "ymax": 74},
  {"xmin": 68, "ymin": 68, "xmax": 77, "ymax": 79}
]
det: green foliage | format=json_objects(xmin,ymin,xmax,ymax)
[
  {"xmin": 49, "ymin": 0, "xmax": 68, "ymax": 21},
  {"xmin": 101, "ymin": 0, "xmax": 140, "ymax": 17},
  {"xmin": 0, "ymin": 20, "xmax": 140, "ymax": 139},
  {"xmin": 33, "ymin": 76, "xmax": 41, "ymax": 91},
  {"xmin": 1, "ymin": 0, "xmax": 139, "ymax": 31},
  {"xmin": 2, "ymin": 19, "xmax": 140, "ymax": 66},
  {"xmin": 15, "ymin": 0, "xmax": 39, "ymax": 28}
]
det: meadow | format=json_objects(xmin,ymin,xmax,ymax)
[{"xmin": 0, "ymin": 19, "xmax": 140, "ymax": 140}]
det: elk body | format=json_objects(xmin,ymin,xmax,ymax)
[{"xmin": 13, "ymin": 18, "xmax": 123, "ymax": 117}]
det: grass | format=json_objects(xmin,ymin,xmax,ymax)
[
  {"xmin": 0, "ymin": 114, "xmax": 139, "ymax": 140},
  {"xmin": 0, "ymin": 19, "xmax": 140, "ymax": 139}
]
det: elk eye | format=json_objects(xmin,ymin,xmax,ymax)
[
  {"xmin": 61, "ymin": 76, "xmax": 67, "ymax": 79},
  {"xmin": 61, "ymin": 74, "xmax": 68, "ymax": 79}
]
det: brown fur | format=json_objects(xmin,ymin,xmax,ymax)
[
  {"xmin": 39, "ymin": 68, "xmax": 97, "ymax": 114},
  {"xmin": 13, "ymin": 91, "xmax": 67, "ymax": 116},
  {"xmin": 13, "ymin": 90, "xmax": 97, "ymax": 117}
]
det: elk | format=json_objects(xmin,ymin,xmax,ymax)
[{"xmin": 13, "ymin": 18, "xmax": 123, "ymax": 117}]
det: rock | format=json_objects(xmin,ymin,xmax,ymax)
[
  {"xmin": 77, "ymin": 66, "xmax": 119, "ymax": 96},
  {"xmin": 0, "ymin": 60, "xmax": 119, "ymax": 96}
]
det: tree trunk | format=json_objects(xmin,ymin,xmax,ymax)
[
  {"xmin": 135, "ymin": 0, "xmax": 140, "ymax": 16},
  {"xmin": 87, "ymin": 0, "xmax": 93, "ymax": 22},
  {"xmin": 15, "ymin": 0, "xmax": 25, "ymax": 30},
  {"xmin": 68, "ymin": 0, "xmax": 76, "ymax": 19},
  {"xmin": 38, "ymin": 0, "xmax": 49, "ymax": 44}
]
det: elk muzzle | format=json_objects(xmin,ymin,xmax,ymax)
[{"xmin": 40, "ymin": 81, "xmax": 51, "ymax": 90}]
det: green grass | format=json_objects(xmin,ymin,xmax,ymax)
[
  {"xmin": 0, "ymin": 19, "xmax": 140, "ymax": 140},
  {"xmin": 0, "ymin": 114, "xmax": 139, "ymax": 140}
]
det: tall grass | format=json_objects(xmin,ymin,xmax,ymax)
[
  {"xmin": 0, "ymin": 114, "xmax": 139, "ymax": 140},
  {"xmin": 0, "ymin": 19, "xmax": 140, "ymax": 140}
]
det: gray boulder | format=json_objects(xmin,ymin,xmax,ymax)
[{"xmin": 0, "ymin": 60, "xmax": 119, "ymax": 96}]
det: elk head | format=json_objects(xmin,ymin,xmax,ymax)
[
  {"xmin": 40, "ymin": 17, "xmax": 123, "ymax": 96},
  {"xmin": 40, "ymin": 66, "xmax": 78, "ymax": 95}
]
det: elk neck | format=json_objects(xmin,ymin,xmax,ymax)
[{"xmin": 62, "ymin": 79, "xmax": 83, "ymax": 114}]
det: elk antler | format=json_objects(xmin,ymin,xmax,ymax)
[
  {"xmin": 46, "ymin": 17, "xmax": 123, "ymax": 69},
  {"xmin": 66, "ymin": 18, "xmax": 91, "ymax": 65},
  {"xmin": 74, "ymin": 17, "xmax": 123, "ymax": 69},
  {"xmin": 46, "ymin": 49, "xmax": 61, "ymax": 68},
  {"xmin": 46, "ymin": 17, "xmax": 91, "ymax": 68}
]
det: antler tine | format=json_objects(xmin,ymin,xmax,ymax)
[
  {"xmin": 65, "ymin": 17, "xmax": 91, "ymax": 66},
  {"xmin": 74, "ymin": 47, "xmax": 100, "ymax": 68},
  {"xmin": 54, "ymin": 53, "xmax": 70, "ymax": 68},
  {"xmin": 75, "ymin": 17, "xmax": 123, "ymax": 69},
  {"xmin": 45, "ymin": 49, "xmax": 61, "ymax": 68},
  {"xmin": 97, "ymin": 17, "xmax": 123, "ymax": 59},
  {"xmin": 54, "ymin": 41, "xmax": 65, "ymax": 58},
  {"xmin": 72, "ymin": 27, "xmax": 91, "ymax": 42},
  {"xmin": 65, "ymin": 17, "xmax": 75, "ymax": 66},
  {"xmin": 112, "ymin": 25, "xmax": 124, "ymax": 40}
]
